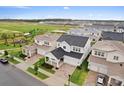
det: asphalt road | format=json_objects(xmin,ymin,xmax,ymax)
[{"xmin": 0, "ymin": 63, "xmax": 46, "ymax": 86}]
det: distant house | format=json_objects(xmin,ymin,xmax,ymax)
[
  {"xmin": 22, "ymin": 44, "xmax": 37, "ymax": 57},
  {"xmin": 67, "ymin": 28, "xmax": 101, "ymax": 41},
  {"xmin": 101, "ymin": 31, "xmax": 124, "ymax": 42},
  {"xmin": 45, "ymin": 34, "xmax": 92, "ymax": 68},
  {"xmin": 88, "ymin": 40, "xmax": 124, "ymax": 86},
  {"xmin": 22, "ymin": 33, "xmax": 60, "ymax": 57},
  {"xmin": 116, "ymin": 27, "xmax": 124, "ymax": 33},
  {"xmin": 87, "ymin": 24, "xmax": 115, "ymax": 32}
]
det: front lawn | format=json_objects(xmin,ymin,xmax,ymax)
[
  {"xmin": 34, "ymin": 58, "xmax": 55, "ymax": 74},
  {"xmin": 70, "ymin": 59, "xmax": 89, "ymax": 85},
  {"xmin": 7, "ymin": 57, "xmax": 20, "ymax": 64},
  {"xmin": 8, "ymin": 49, "xmax": 26, "ymax": 60},
  {"xmin": 27, "ymin": 67, "xmax": 49, "ymax": 80}
]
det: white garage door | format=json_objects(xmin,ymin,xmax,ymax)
[
  {"xmin": 88, "ymin": 62, "xmax": 107, "ymax": 74},
  {"xmin": 99, "ymin": 67, "xmax": 107, "ymax": 74},
  {"xmin": 64, "ymin": 56, "xmax": 80, "ymax": 66},
  {"xmin": 88, "ymin": 65, "xmax": 98, "ymax": 72},
  {"xmin": 37, "ymin": 48, "xmax": 46, "ymax": 55}
]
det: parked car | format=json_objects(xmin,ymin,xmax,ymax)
[
  {"xmin": 0, "ymin": 59, "xmax": 8, "ymax": 64},
  {"xmin": 96, "ymin": 74, "xmax": 106, "ymax": 86}
]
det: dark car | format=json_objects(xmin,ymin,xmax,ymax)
[{"xmin": 0, "ymin": 59, "xmax": 8, "ymax": 64}]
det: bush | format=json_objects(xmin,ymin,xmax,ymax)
[
  {"xmin": 77, "ymin": 66, "xmax": 82, "ymax": 70},
  {"xmin": 19, "ymin": 53, "xmax": 27, "ymax": 59},
  {"xmin": 42, "ymin": 63, "xmax": 54, "ymax": 69},
  {"xmin": 4, "ymin": 50, "xmax": 8, "ymax": 56}
]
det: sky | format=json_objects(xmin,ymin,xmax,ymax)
[{"xmin": 0, "ymin": 6, "xmax": 124, "ymax": 20}]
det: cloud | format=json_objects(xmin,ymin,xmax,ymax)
[
  {"xmin": 14, "ymin": 6, "xmax": 31, "ymax": 9},
  {"xmin": 63, "ymin": 7, "xmax": 70, "ymax": 10}
]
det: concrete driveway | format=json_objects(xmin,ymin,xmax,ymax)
[
  {"xmin": 43, "ymin": 63, "xmax": 76, "ymax": 86},
  {"xmin": 84, "ymin": 71, "xmax": 98, "ymax": 86},
  {"xmin": 25, "ymin": 54, "xmax": 43, "ymax": 64},
  {"xmin": 15, "ymin": 54, "xmax": 43, "ymax": 71}
]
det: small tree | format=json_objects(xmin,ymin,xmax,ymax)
[
  {"xmin": 11, "ymin": 33, "xmax": 16, "ymax": 47},
  {"xmin": 4, "ymin": 50, "xmax": 8, "ymax": 56},
  {"xmin": 1, "ymin": 33, "xmax": 9, "ymax": 45},
  {"xmin": 34, "ymin": 64, "xmax": 39, "ymax": 75}
]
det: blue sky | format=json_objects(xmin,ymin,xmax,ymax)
[{"xmin": 0, "ymin": 6, "xmax": 124, "ymax": 20}]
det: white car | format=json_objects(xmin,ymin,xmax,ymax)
[{"xmin": 96, "ymin": 74, "xmax": 106, "ymax": 86}]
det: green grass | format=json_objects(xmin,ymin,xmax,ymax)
[
  {"xmin": 70, "ymin": 60, "xmax": 89, "ymax": 86},
  {"xmin": 34, "ymin": 58, "xmax": 55, "ymax": 74},
  {"xmin": 0, "ymin": 43, "xmax": 21, "ymax": 50},
  {"xmin": 27, "ymin": 67, "xmax": 49, "ymax": 80},
  {"xmin": 0, "ymin": 22, "xmax": 72, "ymax": 34},
  {"xmin": 7, "ymin": 57, "xmax": 20, "ymax": 64}
]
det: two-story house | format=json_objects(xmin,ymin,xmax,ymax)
[
  {"xmin": 67, "ymin": 28, "xmax": 101, "ymax": 42},
  {"xmin": 88, "ymin": 40, "xmax": 124, "ymax": 86},
  {"xmin": 101, "ymin": 31, "xmax": 124, "ymax": 42},
  {"xmin": 45, "ymin": 34, "xmax": 92, "ymax": 68},
  {"xmin": 22, "ymin": 33, "xmax": 60, "ymax": 57}
]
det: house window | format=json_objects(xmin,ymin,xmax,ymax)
[
  {"xmin": 73, "ymin": 47, "xmax": 76, "ymax": 51},
  {"xmin": 58, "ymin": 43, "xmax": 60, "ymax": 47},
  {"xmin": 113, "ymin": 56, "xmax": 119, "ymax": 60},
  {"xmin": 63, "ymin": 46, "xmax": 66, "ymax": 49},
  {"xmin": 94, "ymin": 51, "xmax": 97, "ymax": 55},
  {"xmin": 98, "ymin": 52, "xmax": 101, "ymax": 56},
  {"xmin": 95, "ymin": 51, "xmax": 104, "ymax": 57},
  {"xmin": 73, "ymin": 47, "xmax": 80, "ymax": 52},
  {"xmin": 44, "ymin": 41, "xmax": 49, "ymax": 45},
  {"xmin": 101, "ymin": 52, "xmax": 104, "ymax": 57},
  {"xmin": 37, "ymin": 40, "xmax": 39, "ymax": 43}
]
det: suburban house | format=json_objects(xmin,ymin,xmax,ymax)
[
  {"xmin": 86, "ymin": 24, "xmax": 116, "ymax": 32},
  {"xmin": 101, "ymin": 31, "xmax": 124, "ymax": 42},
  {"xmin": 22, "ymin": 33, "xmax": 60, "ymax": 57},
  {"xmin": 45, "ymin": 34, "xmax": 92, "ymax": 68},
  {"xmin": 88, "ymin": 40, "xmax": 124, "ymax": 86},
  {"xmin": 116, "ymin": 27, "xmax": 124, "ymax": 33},
  {"xmin": 116, "ymin": 24, "xmax": 124, "ymax": 33},
  {"xmin": 22, "ymin": 44, "xmax": 37, "ymax": 57},
  {"xmin": 67, "ymin": 28, "xmax": 101, "ymax": 41}
]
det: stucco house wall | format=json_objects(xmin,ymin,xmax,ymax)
[{"xmin": 107, "ymin": 51, "xmax": 124, "ymax": 63}]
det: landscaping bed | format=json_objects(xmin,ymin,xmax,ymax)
[
  {"xmin": 27, "ymin": 67, "xmax": 49, "ymax": 80},
  {"xmin": 40, "ymin": 63, "xmax": 55, "ymax": 74},
  {"xmin": 34, "ymin": 58, "xmax": 55, "ymax": 74},
  {"xmin": 70, "ymin": 59, "xmax": 89, "ymax": 85},
  {"xmin": 7, "ymin": 57, "xmax": 20, "ymax": 64}
]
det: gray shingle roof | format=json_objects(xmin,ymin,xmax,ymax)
[
  {"xmin": 51, "ymin": 47, "xmax": 83, "ymax": 59},
  {"xmin": 102, "ymin": 31, "xmax": 124, "ymax": 41},
  {"xmin": 57, "ymin": 34, "xmax": 89, "ymax": 47}
]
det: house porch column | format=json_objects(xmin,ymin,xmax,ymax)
[{"xmin": 107, "ymin": 77, "xmax": 112, "ymax": 86}]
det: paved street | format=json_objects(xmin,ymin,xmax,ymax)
[{"xmin": 0, "ymin": 63, "xmax": 46, "ymax": 86}]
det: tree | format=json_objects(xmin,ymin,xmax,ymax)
[
  {"xmin": 1, "ymin": 33, "xmax": 9, "ymax": 45},
  {"xmin": 11, "ymin": 33, "xmax": 16, "ymax": 47},
  {"xmin": 34, "ymin": 64, "xmax": 39, "ymax": 75},
  {"xmin": 4, "ymin": 50, "xmax": 8, "ymax": 56}
]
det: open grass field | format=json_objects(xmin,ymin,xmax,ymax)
[
  {"xmin": 0, "ymin": 21, "xmax": 74, "ymax": 49},
  {"xmin": 0, "ymin": 21, "xmax": 73, "ymax": 34}
]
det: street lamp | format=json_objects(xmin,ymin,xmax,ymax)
[{"xmin": 68, "ymin": 74, "xmax": 71, "ymax": 86}]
